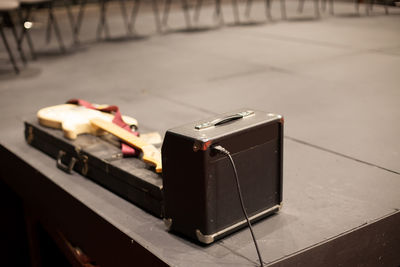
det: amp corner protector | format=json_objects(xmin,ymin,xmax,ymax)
[{"xmin": 193, "ymin": 139, "xmax": 212, "ymax": 152}]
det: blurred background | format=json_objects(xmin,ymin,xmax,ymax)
[{"xmin": 1, "ymin": 0, "xmax": 399, "ymax": 169}]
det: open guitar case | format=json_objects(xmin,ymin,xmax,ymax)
[{"xmin": 24, "ymin": 119, "xmax": 164, "ymax": 217}]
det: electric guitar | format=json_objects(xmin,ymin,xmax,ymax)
[
  {"xmin": 37, "ymin": 104, "xmax": 162, "ymax": 173},
  {"xmin": 91, "ymin": 118, "xmax": 162, "ymax": 173},
  {"xmin": 37, "ymin": 104, "xmax": 138, "ymax": 140}
]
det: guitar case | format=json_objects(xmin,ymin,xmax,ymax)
[{"xmin": 24, "ymin": 119, "xmax": 163, "ymax": 218}]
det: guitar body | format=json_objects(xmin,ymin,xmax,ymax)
[
  {"xmin": 37, "ymin": 104, "xmax": 161, "ymax": 172},
  {"xmin": 37, "ymin": 104, "xmax": 138, "ymax": 139}
]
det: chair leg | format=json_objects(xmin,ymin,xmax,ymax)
[
  {"xmin": 96, "ymin": 0, "xmax": 105, "ymax": 39},
  {"xmin": 232, "ymin": 0, "xmax": 240, "ymax": 24},
  {"xmin": 74, "ymin": 0, "xmax": 87, "ymax": 42},
  {"xmin": 7, "ymin": 12, "xmax": 27, "ymax": 65},
  {"xmin": 366, "ymin": 0, "xmax": 374, "ymax": 15},
  {"xmin": 328, "ymin": 0, "xmax": 334, "ymax": 14},
  {"xmin": 321, "ymin": 0, "xmax": 326, "ymax": 11},
  {"xmin": 214, "ymin": 0, "xmax": 224, "ymax": 25},
  {"xmin": 64, "ymin": 0, "xmax": 75, "ymax": 38},
  {"xmin": 129, "ymin": 0, "xmax": 141, "ymax": 32},
  {"xmin": 193, "ymin": 0, "xmax": 203, "ymax": 23},
  {"xmin": 298, "ymin": 0, "xmax": 305, "ymax": 13},
  {"xmin": 97, "ymin": 0, "xmax": 110, "ymax": 40},
  {"xmin": 280, "ymin": 0, "xmax": 287, "ymax": 19},
  {"xmin": 162, "ymin": 0, "xmax": 172, "ymax": 27},
  {"xmin": 18, "ymin": 7, "xmax": 36, "ymax": 60},
  {"xmin": 48, "ymin": 2, "xmax": 66, "ymax": 52},
  {"xmin": 245, "ymin": 0, "xmax": 252, "ymax": 18},
  {"xmin": 64, "ymin": 0, "xmax": 79, "ymax": 44},
  {"xmin": 355, "ymin": 0, "xmax": 360, "ymax": 14},
  {"xmin": 45, "ymin": 9, "xmax": 52, "ymax": 44},
  {"xmin": 151, "ymin": 0, "xmax": 162, "ymax": 33},
  {"xmin": 314, "ymin": 0, "xmax": 320, "ymax": 18},
  {"xmin": 181, "ymin": 0, "xmax": 192, "ymax": 29},
  {"xmin": 0, "ymin": 19, "xmax": 19, "ymax": 74},
  {"xmin": 265, "ymin": 0, "xmax": 272, "ymax": 20},
  {"xmin": 384, "ymin": 0, "xmax": 389, "ymax": 14},
  {"xmin": 119, "ymin": 0, "xmax": 132, "ymax": 35}
]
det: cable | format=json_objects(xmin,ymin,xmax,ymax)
[{"xmin": 212, "ymin": 145, "xmax": 264, "ymax": 267}]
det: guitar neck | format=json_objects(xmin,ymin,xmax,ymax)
[{"xmin": 90, "ymin": 118, "xmax": 162, "ymax": 173}]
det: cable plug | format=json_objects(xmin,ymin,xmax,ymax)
[{"xmin": 211, "ymin": 145, "xmax": 230, "ymax": 155}]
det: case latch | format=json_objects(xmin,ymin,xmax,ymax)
[{"xmin": 57, "ymin": 150, "xmax": 77, "ymax": 174}]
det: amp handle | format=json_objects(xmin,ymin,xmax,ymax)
[
  {"xmin": 195, "ymin": 110, "xmax": 254, "ymax": 130},
  {"xmin": 214, "ymin": 114, "xmax": 244, "ymax": 126}
]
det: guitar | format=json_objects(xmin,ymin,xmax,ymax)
[
  {"xmin": 37, "ymin": 104, "xmax": 138, "ymax": 140},
  {"xmin": 37, "ymin": 104, "xmax": 162, "ymax": 173},
  {"xmin": 91, "ymin": 118, "xmax": 162, "ymax": 173}
]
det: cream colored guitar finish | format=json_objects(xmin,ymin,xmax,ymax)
[
  {"xmin": 37, "ymin": 104, "xmax": 138, "ymax": 139},
  {"xmin": 90, "ymin": 118, "xmax": 162, "ymax": 173}
]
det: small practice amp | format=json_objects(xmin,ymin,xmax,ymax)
[{"xmin": 162, "ymin": 109, "xmax": 283, "ymax": 244}]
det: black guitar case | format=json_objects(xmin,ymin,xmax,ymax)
[{"xmin": 24, "ymin": 119, "xmax": 163, "ymax": 217}]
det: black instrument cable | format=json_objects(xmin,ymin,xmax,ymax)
[{"xmin": 212, "ymin": 145, "xmax": 264, "ymax": 267}]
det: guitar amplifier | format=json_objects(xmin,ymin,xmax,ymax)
[{"xmin": 162, "ymin": 109, "xmax": 283, "ymax": 244}]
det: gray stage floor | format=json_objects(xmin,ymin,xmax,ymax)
[{"xmin": 0, "ymin": 0, "xmax": 399, "ymax": 265}]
